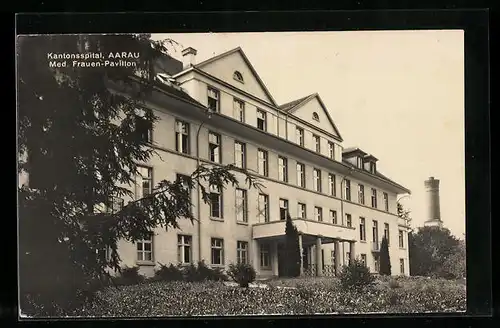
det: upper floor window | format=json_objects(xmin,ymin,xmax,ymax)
[
  {"xmin": 384, "ymin": 223, "xmax": 390, "ymax": 245},
  {"xmin": 279, "ymin": 198, "xmax": 289, "ymax": 221},
  {"xmin": 372, "ymin": 220, "xmax": 379, "ymax": 243},
  {"xmin": 313, "ymin": 134, "xmax": 321, "ymax": 152},
  {"xmin": 314, "ymin": 206, "xmax": 323, "ymax": 222},
  {"xmin": 344, "ymin": 179, "xmax": 351, "ymax": 201},
  {"xmin": 358, "ymin": 184, "xmax": 365, "ymax": 205},
  {"xmin": 257, "ymin": 109, "xmax": 267, "ymax": 131},
  {"xmin": 258, "ymin": 193, "xmax": 269, "ymax": 223},
  {"xmin": 235, "ymin": 188, "xmax": 248, "ymax": 223},
  {"xmin": 359, "ymin": 217, "xmax": 366, "ymax": 241},
  {"xmin": 234, "ymin": 141, "xmax": 246, "ymax": 169},
  {"xmin": 258, "ymin": 149, "xmax": 269, "ymax": 176},
  {"xmin": 330, "ymin": 210, "xmax": 337, "ymax": 224},
  {"xmin": 356, "ymin": 156, "xmax": 364, "ymax": 169},
  {"xmin": 369, "ymin": 162, "xmax": 377, "ymax": 174},
  {"xmin": 296, "ymin": 127, "xmax": 304, "ymax": 146},
  {"xmin": 233, "ymin": 71, "xmax": 244, "ymax": 83},
  {"xmin": 383, "ymin": 192, "xmax": 389, "ymax": 211},
  {"xmin": 328, "ymin": 173, "xmax": 336, "ymax": 196},
  {"xmin": 278, "ymin": 156, "xmax": 288, "ymax": 182},
  {"xmin": 175, "ymin": 120, "xmax": 190, "ymax": 154},
  {"xmin": 328, "ymin": 142, "xmax": 335, "ymax": 159},
  {"xmin": 298, "ymin": 203, "xmax": 306, "ymax": 219},
  {"xmin": 176, "ymin": 174, "xmax": 192, "ymax": 215},
  {"xmin": 207, "ymin": 87, "xmax": 220, "ymax": 113},
  {"xmin": 345, "ymin": 213, "xmax": 352, "ymax": 227},
  {"xmin": 135, "ymin": 114, "xmax": 152, "ymax": 144},
  {"xmin": 209, "ymin": 185, "xmax": 223, "ymax": 219},
  {"xmin": 313, "ymin": 168, "xmax": 322, "ymax": 192},
  {"xmin": 233, "ymin": 98, "xmax": 245, "ymax": 122},
  {"xmin": 208, "ymin": 131, "xmax": 221, "ymax": 163},
  {"xmin": 297, "ymin": 162, "xmax": 305, "ymax": 188},
  {"xmin": 371, "ymin": 188, "xmax": 378, "ymax": 208},
  {"xmin": 312, "ymin": 112, "xmax": 320, "ymax": 122},
  {"xmin": 136, "ymin": 166, "xmax": 152, "ymax": 199},
  {"xmin": 399, "ymin": 230, "xmax": 404, "ymax": 248}
]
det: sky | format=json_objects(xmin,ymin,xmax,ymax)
[{"xmin": 152, "ymin": 31, "xmax": 465, "ymax": 239}]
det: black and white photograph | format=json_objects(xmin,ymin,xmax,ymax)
[{"xmin": 17, "ymin": 30, "xmax": 467, "ymax": 318}]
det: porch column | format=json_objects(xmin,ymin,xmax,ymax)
[
  {"xmin": 298, "ymin": 233, "xmax": 304, "ymax": 276},
  {"xmin": 350, "ymin": 241, "xmax": 356, "ymax": 262},
  {"xmin": 252, "ymin": 240, "xmax": 260, "ymax": 273},
  {"xmin": 272, "ymin": 241, "xmax": 279, "ymax": 276},
  {"xmin": 334, "ymin": 239, "xmax": 341, "ymax": 275},
  {"xmin": 315, "ymin": 237, "xmax": 322, "ymax": 276}
]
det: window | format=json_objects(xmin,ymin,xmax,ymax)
[
  {"xmin": 260, "ymin": 243, "xmax": 271, "ymax": 268},
  {"xmin": 136, "ymin": 166, "xmax": 152, "ymax": 199},
  {"xmin": 360, "ymin": 254, "xmax": 367, "ymax": 266},
  {"xmin": 207, "ymin": 87, "xmax": 220, "ymax": 113},
  {"xmin": 257, "ymin": 109, "xmax": 267, "ymax": 131},
  {"xmin": 356, "ymin": 157, "xmax": 363, "ymax": 169},
  {"xmin": 209, "ymin": 185, "xmax": 222, "ymax": 218},
  {"xmin": 298, "ymin": 203, "xmax": 306, "ymax": 219},
  {"xmin": 374, "ymin": 254, "xmax": 380, "ymax": 272},
  {"xmin": 278, "ymin": 156, "xmax": 288, "ymax": 182},
  {"xmin": 175, "ymin": 120, "xmax": 190, "ymax": 154},
  {"xmin": 233, "ymin": 99, "xmax": 245, "ymax": 122},
  {"xmin": 234, "ymin": 141, "xmax": 246, "ymax": 169},
  {"xmin": 371, "ymin": 188, "xmax": 378, "ymax": 208},
  {"xmin": 313, "ymin": 168, "xmax": 322, "ymax": 192},
  {"xmin": 314, "ymin": 206, "xmax": 323, "ymax": 222},
  {"xmin": 359, "ymin": 217, "xmax": 366, "ymax": 241},
  {"xmin": 296, "ymin": 162, "xmax": 305, "ymax": 188},
  {"xmin": 370, "ymin": 162, "xmax": 376, "ymax": 174},
  {"xmin": 258, "ymin": 149, "xmax": 268, "ymax": 176},
  {"xmin": 313, "ymin": 134, "xmax": 321, "ymax": 152},
  {"xmin": 296, "ymin": 127, "xmax": 304, "ymax": 146},
  {"xmin": 176, "ymin": 174, "xmax": 192, "ymax": 215},
  {"xmin": 258, "ymin": 194, "xmax": 269, "ymax": 223},
  {"xmin": 279, "ymin": 198, "xmax": 289, "ymax": 220},
  {"xmin": 345, "ymin": 214, "xmax": 352, "ymax": 227},
  {"xmin": 358, "ymin": 184, "xmax": 365, "ymax": 205},
  {"xmin": 328, "ymin": 142, "xmax": 335, "ymax": 159},
  {"xmin": 208, "ymin": 132, "xmax": 221, "ymax": 163},
  {"xmin": 137, "ymin": 234, "xmax": 153, "ymax": 262},
  {"xmin": 383, "ymin": 192, "xmax": 389, "ymax": 211},
  {"xmin": 344, "ymin": 179, "xmax": 351, "ymax": 201},
  {"xmin": 330, "ymin": 210, "xmax": 337, "ymax": 224},
  {"xmin": 400, "ymin": 259, "xmax": 405, "ymax": 274},
  {"xmin": 233, "ymin": 71, "xmax": 244, "ymax": 83},
  {"xmin": 399, "ymin": 230, "xmax": 404, "ymax": 248},
  {"xmin": 312, "ymin": 112, "xmax": 320, "ymax": 121},
  {"xmin": 135, "ymin": 115, "xmax": 152, "ymax": 143},
  {"xmin": 211, "ymin": 238, "xmax": 224, "ymax": 265},
  {"xmin": 235, "ymin": 188, "xmax": 248, "ymax": 223},
  {"xmin": 237, "ymin": 241, "xmax": 248, "ymax": 264},
  {"xmin": 345, "ymin": 252, "xmax": 351, "ymax": 265},
  {"xmin": 177, "ymin": 235, "xmax": 192, "ymax": 264},
  {"xmin": 328, "ymin": 174, "xmax": 336, "ymax": 196},
  {"xmin": 384, "ymin": 223, "xmax": 390, "ymax": 245},
  {"xmin": 103, "ymin": 196, "xmax": 124, "ymax": 214},
  {"xmin": 372, "ymin": 220, "xmax": 379, "ymax": 243}
]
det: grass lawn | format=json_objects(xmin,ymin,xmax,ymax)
[{"xmin": 73, "ymin": 276, "xmax": 466, "ymax": 317}]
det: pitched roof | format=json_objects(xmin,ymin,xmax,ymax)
[
  {"xmin": 190, "ymin": 47, "xmax": 278, "ymax": 107},
  {"xmin": 280, "ymin": 93, "xmax": 343, "ymax": 141}
]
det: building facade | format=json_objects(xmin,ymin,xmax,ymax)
[{"xmin": 110, "ymin": 46, "xmax": 412, "ymax": 278}]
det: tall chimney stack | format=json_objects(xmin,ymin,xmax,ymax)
[
  {"xmin": 181, "ymin": 47, "xmax": 197, "ymax": 69},
  {"xmin": 424, "ymin": 177, "xmax": 443, "ymax": 228}
]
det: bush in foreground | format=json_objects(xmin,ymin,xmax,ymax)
[
  {"xmin": 338, "ymin": 259, "xmax": 375, "ymax": 290},
  {"xmin": 227, "ymin": 262, "xmax": 256, "ymax": 287},
  {"xmin": 113, "ymin": 266, "xmax": 145, "ymax": 286}
]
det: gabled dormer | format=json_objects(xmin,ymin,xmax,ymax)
[
  {"xmin": 342, "ymin": 147, "xmax": 367, "ymax": 169},
  {"xmin": 363, "ymin": 154, "xmax": 378, "ymax": 174}
]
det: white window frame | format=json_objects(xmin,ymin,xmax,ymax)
[
  {"xmin": 233, "ymin": 98, "xmax": 245, "ymax": 122},
  {"xmin": 314, "ymin": 206, "xmax": 323, "ymax": 222},
  {"xmin": 279, "ymin": 198, "xmax": 289, "ymax": 221},
  {"xmin": 207, "ymin": 87, "xmax": 220, "ymax": 113},
  {"xmin": 298, "ymin": 203, "xmax": 306, "ymax": 219},
  {"xmin": 136, "ymin": 166, "xmax": 152, "ymax": 200},
  {"xmin": 258, "ymin": 193, "xmax": 269, "ymax": 223},
  {"xmin": 278, "ymin": 156, "xmax": 288, "ymax": 182},
  {"xmin": 211, "ymin": 238, "xmax": 224, "ymax": 266},
  {"xmin": 257, "ymin": 109, "xmax": 267, "ymax": 131},
  {"xmin": 296, "ymin": 127, "xmax": 304, "ymax": 146},
  {"xmin": 175, "ymin": 120, "xmax": 190, "ymax": 154},
  {"xmin": 234, "ymin": 141, "xmax": 246, "ymax": 169},
  {"xmin": 313, "ymin": 168, "xmax": 322, "ymax": 192},
  {"xmin": 358, "ymin": 184, "xmax": 365, "ymax": 204},
  {"xmin": 297, "ymin": 162, "xmax": 305, "ymax": 187},
  {"xmin": 328, "ymin": 173, "xmax": 336, "ymax": 196},
  {"xmin": 330, "ymin": 210, "xmax": 337, "ymax": 224},
  {"xmin": 313, "ymin": 134, "xmax": 321, "ymax": 152},
  {"xmin": 208, "ymin": 131, "xmax": 221, "ymax": 163},
  {"xmin": 235, "ymin": 188, "xmax": 248, "ymax": 223},
  {"xmin": 209, "ymin": 185, "xmax": 223, "ymax": 219},
  {"xmin": 359, "ymin": 217, "xmax": 366, "ymax": 241},
  {"xmin": 260, "ymin": 243, "xmax": 271, "ymax": 269},
  {"xmin": 237, "ymin": 241, "xmax": 248, "ymax": 264},
  {"xmin": 177, "ymin": 234, "xmax": 192, "ymax": 264},
  {"xmin": 137, "ymin": 234, "xmax": 153, "ymax": 262},
  {"xmin": 258, "ymin": 149, "xmax": 268, "ymax": 176}
]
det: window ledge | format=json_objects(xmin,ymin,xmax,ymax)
[
  {"xmin": 237, "ymin": 221, "xmax": 249, "ymax": 226},
  {"xmin": 136, "ymin": 261, "xmax": 155, "ymax": 266},
  {"xmin": 210, "ymin": 217, "xmax": 224, "ymax": 222},
  {"xmin": 360, "ymin": 240, "xmax": 367, "ymax": 243},
  {"xmin": 210, "ymin": 264, "xmax": 225, "ymax": 269}
]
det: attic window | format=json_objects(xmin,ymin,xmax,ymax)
[
  {"xmin": 233, "ymin": 71, "xmax": 244, "ymax": 83},
  {"xmin": 312, "ymin": 112, "xmax": 320, "ymax": 122}
]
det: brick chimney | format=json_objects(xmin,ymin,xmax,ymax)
[{"xmin": 181, "ymin": 47, "xmax": 197, "ymax": 69}]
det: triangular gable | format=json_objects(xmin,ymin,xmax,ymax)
[
  {"xmin": 194, "ymin": 47, "xmax": 277, "ymax": 106},
  {"xmin": 283, "ymin": 93, "xmax": 343, "ymax": 141}
]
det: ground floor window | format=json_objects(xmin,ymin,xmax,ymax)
[
  {"xmin": 400, "ymin": 258, "xmax": 405, "ymax": 274},
  {"xmin": 177, "ymin": 235, "xmax": 192, "ymax": 264},
  {"xmin": 211, "ymin": 238, "xmax": 224, "ymax": 265},
  {"xmin": 360, "ymin": 254, "xmax": 367, "ymax": 266},
  {"xmin": 137, "ymin": 234, "xmax": 153, "ymax": 262},
  {"xmin": 237, "ymin": 241, "xmax": 248, "ymax": 264},
  {"xmin": 373, "ymin": 254, "xmax": 380, "ymax": 272},
  {"xmin": 260, "ymin": 243, "xmax": 271, "ymax": 269}
]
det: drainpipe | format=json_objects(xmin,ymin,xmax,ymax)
[{"xmin": 196, "ymin": 110, "xmax": 212, "ymax": 263}]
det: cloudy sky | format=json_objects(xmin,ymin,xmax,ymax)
[{"xmin": 153, "ymin": 31, "xmax": 465, "ymax": 238}]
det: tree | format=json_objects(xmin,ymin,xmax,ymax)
[
  {"xmin": 17, "ymin": 34, "xmax": 263, "ymax": 316},
  {"xmin": 379, "ymin": 236, "xmax": 391, "ymax": 275},
  {"xmin": 439, "ymin": 239, "xmax": 466, "ymax": 279},
  {"xmin": 284, "ymin": 213, "xmax": 301, "ymax": 277},
  {"xmin": 397, "ymin": 202, "xmax": 412, "ymax": 228},
  {"xmin": 408, "ymin": 226, "xmax": 460, "ymax": 277}
]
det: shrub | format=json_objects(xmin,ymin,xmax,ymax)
[
  {"xmin": 154, "ymin": 263, "xmax": 184, "ymax": 281},
  {"xmin": 113, "ymin": 266, "xmax": 145, "ymax": 286},
  {"xmin": 379, "ymin": 236, "xmax": 391, "ymax": 275},
  {"xmin": 388, "ymin": 279, "xmax": 401, "ymax": 289},
  {"xmin": 339, "ymin": 259, "xmax": 375, "ymax": 290},
  {"xmin": 183, "ymin": 261, "xmax": 228, "ymax": 282},
  {"xmin": 227, "ymin": 262, "xmax": 256, "ymax": 287}
]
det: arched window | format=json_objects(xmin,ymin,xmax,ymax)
[
  {"xmin": 312, "ymin": 112, "xmax": 320, "ymax": 121},
  {"xmin": 233, "ymin": 71, "xmax": 244, "ymax": 83}
]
